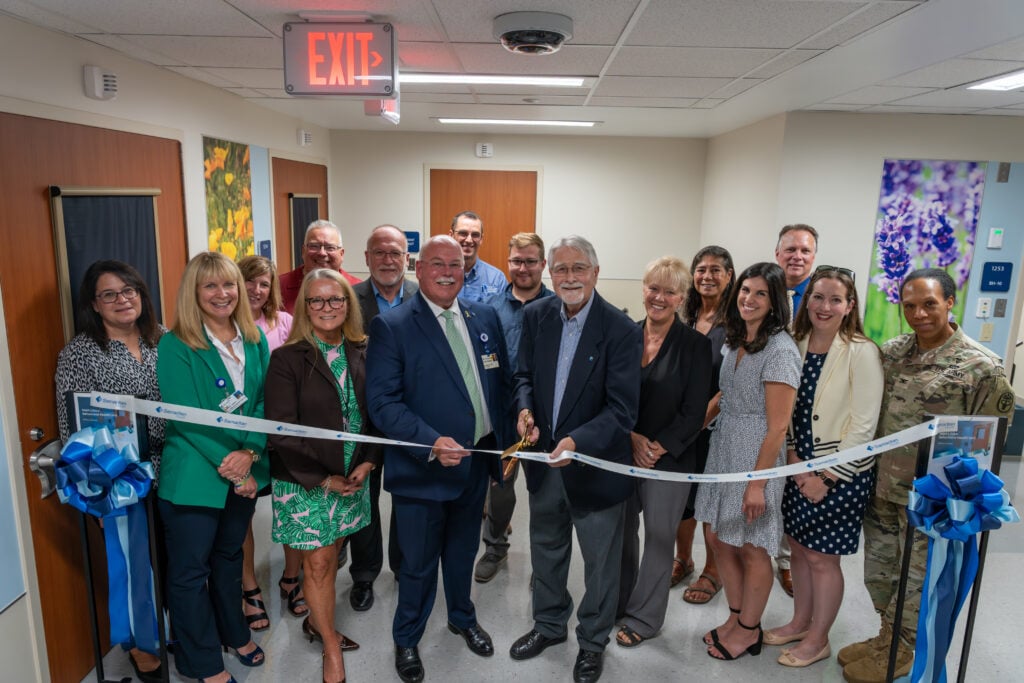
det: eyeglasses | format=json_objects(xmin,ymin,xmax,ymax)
[
  {"xmin": 508, "ymin": 258, "xmax": 542, "ymax": 268},
  {"xmin": 453, "ymin": 229, "xmax": 482, "ymax": 241},
  {"xmin": 550, "ymin": 263, "xmax": 593, "ymax": 277},
  {"xmin": 95, "ymin": 287, "xmax": 139, "ymax": 304},
  {"xmin": 370, "ymin": 249, "xmax": 406, "ymax": 261},
  {"xmin": 814, "ymin": 265, "xmax": 856, "ymax": 282},
  {"xmin": 306, "ymin": 242, "xmax": 341, "ymax": 253},
  {"xmin": 305, "ymin": 296, "xmax": 347, "ymax": 310}
]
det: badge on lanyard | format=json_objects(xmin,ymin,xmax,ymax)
[
  {"xmin": 481, "ymin": 353, "xmax": 500, "ymax": 370},
  {"xmin": 219, "ymin": 389, "xmax": 248, "ymax": 413}
]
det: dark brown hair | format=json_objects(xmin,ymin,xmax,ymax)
[
  {"xmin": 724, "ymin": 262, "xmax": 790, "ymax": 353},
  {"xmin": 76, "ymin": 260, "xmax": 161, "ymax": 350}
]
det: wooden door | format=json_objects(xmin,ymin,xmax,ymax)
[
  {"xmin": 429, "ymin": 169, "xmax": 538, "ymax": 270},
  {"xmin": 0, "ymin": 112, "xmax": 187, "ymax": 683},
  {"xmin": 271, "ymin": 158, "xmax": 328, "ymax": 272}
]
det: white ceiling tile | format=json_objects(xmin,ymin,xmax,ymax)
[
  {"xmin": 825, "ymin": 85, "xmax": 935, "ymax": 105},
  {"xmin": 805, "ymin": 103, "xmax": 872, "ymax": 111},
  {"xmin": 23, "ymin": 0, "xmax": 273, "ymax": 36},
  {"xmin": 0, "ymin": 0, "xmax": 103, "ymax": 32},
  {"xmin": 399, "ymin": 92, "xmax": 477, "ymax": 104},
  {"xmin": 116, "ymin": 35, "xmax": 282, "ymax": 69},
  {"xmin": 892, "ymin": 88, "xmax": 1024, "ymax": 108},
  {"xmin": 398, "ymin": 42, "xmax": 461, "ymax": 72},
  {"xmin": 802, "ymin": 1, "xmax": 922, "ymax": 50},
  {"xmin": 229, "ymin": 0, "xmax": 447, "ymax": 42},
  {"xmin": 628, "ymin": 0, "xmax": 859, "ymax": 48},
  {"xmin": 589, "ymin": 96, "xmax": 699, "ymax": 108},
  {"xmin": 477, "ymin": 94, "xmax": 587, "ymax": 105},
  {"xmin": 164, "ymin": 66, "xmax": 242, "ymax": 88},
  {"xmin": 692, "ymin": 98, "xmax": 725, "ymax": 109},
  {"xmin": 708, "ymin": 78, "xmax": 761, "ymax": 98},
  {"xmin": 430, "ymin": 0, "xmax": 640, "ymax": 44},
  {"xmin": 594, "ymin": 75, "xmax": 733, "ymax": 98},
  {"xmin": 746, "ymin": 49, "xmax": 821, "ymax": 78},
  {"xmin": 197, "ymin": 67, "xmax": 284, "ymax": 89},
  {"xmin": 964, "ymin": 35, "xmax": 1024, "ymax": 62},
  {"xmin": 608, "ymin": 47, "xmax": 783, "ymax": 78},
  {"xmin": 882, "ymin": 58, "xmax": 1024, "ymax": 88},
  {"xmin": 79, "ymin": 33, "xmax": 186, "ymax": 66},
  {"xmin": 452, "ymin": 44, "xmax": 611, "ymax": 75}
]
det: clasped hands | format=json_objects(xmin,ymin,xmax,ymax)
[
  {"xmin": 630, "ymin": 432, "xmax": 666, "ymax": 469},
  {"xmin": 792, "ymin": 472, "xmax": 829, "ymax": 504},
  {"xmin": 219, "ymin": 448, "xmax": 257, "ymax": 498}
]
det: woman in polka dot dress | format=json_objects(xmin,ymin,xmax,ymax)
[{"xmin": 764, "ymin": 267, "xmax": 884, "ymax": 669}]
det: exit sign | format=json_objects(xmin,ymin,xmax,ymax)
[{"xmin": 283, "ymin": 22, "xmax": 397, "ymax": 97}]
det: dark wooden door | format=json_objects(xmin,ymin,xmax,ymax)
[
  {"xmin": 429, "ymin": 169, "xmax": 538, "ymax": 270},
  {"xmin": 0, "ymin": 112, "xmax": 186, "ymax": 682},
  {"xmin": 271, "ymin": 158, "xmax": 328, "ymax": 271}
]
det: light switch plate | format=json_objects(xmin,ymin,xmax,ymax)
[{"xmin": 979, "ymin": 322, "xmax": 995, "ymax": 342}]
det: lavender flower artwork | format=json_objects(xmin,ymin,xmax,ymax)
[{"xmin": 864, "ymin": 159, "xmax": 987, "ymax": 344}]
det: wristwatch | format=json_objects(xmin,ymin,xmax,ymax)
[
  {"xmin": 244, "ymin": 448, "xmax": 260, "ymax": 463},
  {"xmin": 816, "ymin": 470, "xmax": 837, "ymax": 489}
]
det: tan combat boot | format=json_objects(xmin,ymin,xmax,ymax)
[
  {"xmin": 841, "ymin": 636, "xmax": 914, "ymax": 683},
  {"xmin": 837, "ymin": 619, "xmax": 892, "ymax": 667}
]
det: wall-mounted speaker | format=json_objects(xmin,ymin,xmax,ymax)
[{"xmin": 83, "ymin": 65, "xmax": 117, "ymax": 100}]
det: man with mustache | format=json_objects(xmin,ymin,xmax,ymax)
[
  {"xmin": 509, "ymin": 235, "xmax": 641, "ymax": 683},
  {"xmin": 279, "ymin": 219, "xmax": 360, "ymax": 312},
  {"xmin": 367, "ymin": 235, "xmax": 512, "ymax": 683},
  {"xmin": 347, "ymin": 224, "xmax": 420, "ymax": 612}
]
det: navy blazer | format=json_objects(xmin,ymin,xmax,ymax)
[
  {"xmin": 352, "ymin": 278, "xmax": 419, "ymax": 324},
  {"xmin": 514, "ymin": 292, "xmax": 642, "ymax": 511},
  {"xmin": 366, "ymin": 292, "xmax": 510, "ymax": 501}
]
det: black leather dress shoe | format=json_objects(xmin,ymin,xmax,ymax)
[
  {"xmin": 573, "ymin": 649, "xmax": 604, "ymax": 683},
  {"xmin": 395, "ymin": 645, "xmax": 424, "ymax": 683},
  {"xmin": 447, "ymin": 622, "xmax": 494, "ymax": 657},
  {"xmin": 509, "ymin": 629, "xmax": 568, "ymax": 661},
  {"xmin": 350, "ymin": 581, "xmax": 374, "ymax": 612}
]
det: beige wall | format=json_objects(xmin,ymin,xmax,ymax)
[{"xmin": 329, "ymin": 131, "xmax": 708, "ymax": 316}]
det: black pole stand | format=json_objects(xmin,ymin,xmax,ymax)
[
  {"xmin": 145, "ymin": 492, "xmax": 170, "ymax": 682},
  {"xmin": 79, "ymin": 513, "xmax": 130, "ymax": 683}
]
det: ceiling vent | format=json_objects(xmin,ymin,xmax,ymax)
[
  {"xmin": 83, "ymin": 65, "xmax": 117, "ymax": 100},
  {"xmin": 494, "ymin": 12, "xmax": 573, "ymax": 55}
]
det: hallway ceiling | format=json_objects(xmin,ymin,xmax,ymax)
[{"xmin": 4, "ymin": 0, "xmax": 1024, "ymax": 136}]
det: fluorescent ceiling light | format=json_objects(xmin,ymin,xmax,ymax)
[
  {"xmin": 437, "ymin": 118, "xmax": 597, "ymax": 127},
  {"xmin": 967, "ymin": 69, "xmax": 1024, "ymax": 91},
  {"xmin": 401, "ymin": 74, "xmax": 585, "ymax": 87}
]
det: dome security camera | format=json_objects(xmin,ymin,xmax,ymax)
[{"xmin": 493, "ymin": 11, "xmax": 573, "ymax": 55}]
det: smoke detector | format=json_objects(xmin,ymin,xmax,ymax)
[{"xmin": 493, "ymin": 12, "xmax": 573, "ymax": 55}]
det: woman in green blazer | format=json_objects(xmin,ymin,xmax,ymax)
[{"xmin": 157, "ymin": 251, "xmax": 269, "ymax": 683}]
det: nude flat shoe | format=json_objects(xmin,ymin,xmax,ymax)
[
  {"xmin": 763, "ymin": 628, "xmax": 809, "ymax": 646},
  {"xmin": 778, "ymin": 643, "xmax": 831, "ymax": 668}
]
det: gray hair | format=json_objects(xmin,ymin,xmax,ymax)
[
  {"xmin": 366, "ymin": 224, "xmax": 406, "ymax": 250},
  {"xmin": 304, "ymin": 219, "xmax": 343, "ymax": 245},
  {"xmin": 548, "ymin": 235, "xmax": 599, "ymax": 268}
]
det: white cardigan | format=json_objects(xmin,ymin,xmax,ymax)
[{"xmin": 788, "ymin": 334, "xmax": 885, "ymax": 482}]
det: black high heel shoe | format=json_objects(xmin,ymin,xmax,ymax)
[
  {"xmin": 242, "ymin": 586, "xmax": 270, "ymax": 631},
  {"xmin": 279, "ymin": 574, "xmax": 308, "ymax": 617},
  {"xmin": 302, "ymin": 616, "xmax": 360, "ymax": 651},
  {"xmin": 707, "ymin": 620, "xmax": 763, "ymax": 660},
  {"xmin": 128, "ymin": 650, "xmax": 164, "ymax": 683},
  {"xmin": 703, "ymin": 606, "xmax": 741, "ymax": 646}
]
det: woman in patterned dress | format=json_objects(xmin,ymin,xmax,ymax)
[
  {"xmin": 55, "ymin": 259, "xmax": 165, "ymax": 683},
  {"xmin": 694, "ymin": 262, "xmax": 801, "ymax": 662},
  {"xmin": 764, "ymin": 267, "xmax": 883, "ymax": 668},
  {"xmin": 265, "ymin": 268, "xmax": 380, "ymax": 683}
]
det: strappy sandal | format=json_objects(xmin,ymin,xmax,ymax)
[
  {"xmin": 684, "ymin": 573, "xmax": 722, "ymax": 604},
  {"xmin": 670, "ymin": 557, "xmax": 695, "ymax": 587},
  {"xmin": 707, "ymin": 620, "xmax": 763, "ymax": 661},
  {"xmin": 615, "ymin": 625, "xmax": 647, "ymax": 648},
  {"xmin": 242, "ymin": 587, "xmax": 269, "ymax": 631},
  {"xmin": 279, "ymin": 575, "xmax": 309, "ymax": 617},
  {"xmin": 703, "ymin": 606, "xmax": 740, "ymax": 646}
]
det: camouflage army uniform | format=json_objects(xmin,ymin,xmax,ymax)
[{"xmin": 864, "ymin": 324, "xmax": 1015, "ymax": 643}]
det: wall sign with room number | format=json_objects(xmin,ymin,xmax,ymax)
[{"xmin": 979, "ymin": 262, "xmax": 1013, "ymax": 292}]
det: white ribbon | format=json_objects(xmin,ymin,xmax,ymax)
[{"xmin": 90, "ymin": 392, "xmax": 937, "ymax": 484}]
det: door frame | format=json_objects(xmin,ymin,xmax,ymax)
[{"xmin": 422, "ymin": 163, "xmax": 545, "ymax": 252}]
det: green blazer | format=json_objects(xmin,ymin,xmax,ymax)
[{"xmin": 156, "ymin": 328, "xmax": 270, "ymax": 508}]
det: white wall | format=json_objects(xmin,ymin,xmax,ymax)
[
  {"xmin": 329, "ymin": 131, "xmax": 708, "ymax": 315},
  {"xmin": 700, "ymin": 114, "xmax": 787, "ymax": 270},
  {"xmin": 0, "ymin": 14, "xmax": 331, "ymax": 256}
]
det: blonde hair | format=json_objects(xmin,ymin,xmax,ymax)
[
  {"xmin": 238, "ymin": 255, "xmax": 283, "ymax": 325},
  {"xmin": 643, "ymin": 256, "xmax": 692, "ymax": 300},
  {"xmin": 172, "ymin": 251, "xmax": 260, "ymax": 350},
  {"xmin": 286, "ymin": 268, "xmax": 367, "ymax": 347}
]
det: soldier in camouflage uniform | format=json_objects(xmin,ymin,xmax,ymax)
[{"xmin": 840, "ymin": 268, "xmax": 1015, "ymax": 683}]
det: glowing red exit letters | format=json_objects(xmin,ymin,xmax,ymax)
[{"xmin": 307, "ymin": 31, "xmax": 380, "ymax": 86}]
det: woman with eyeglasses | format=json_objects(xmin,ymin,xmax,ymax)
[
  {"xmin": 762, "ymin": 266, "xmax": 883, "ymax": 668},
  {"xmin": 265, "ymin": 268, "xmax": 380, "ymax": 683},
  {"xmin": 55, "ymin": 259, "xmax": 166, "ymax": 683},
  {"xmin": 157, "ymin": 251, "xmax": 269, "ymax": 683},
  {"xmin": 694, "ymin": 262, "xmax": 801, "ymax": 662},
  {"xmin": 236, "ymin": 255, "xmax": 300, "ymax": 631}
]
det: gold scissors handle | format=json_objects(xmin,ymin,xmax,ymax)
[{"xmin": 501, "ymin": 412, "xmax": 534, "ymax": 479}]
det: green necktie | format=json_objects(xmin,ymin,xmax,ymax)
[{"xmin": 442, "ymin": 309, "xmax": 486, "ymax": 444}]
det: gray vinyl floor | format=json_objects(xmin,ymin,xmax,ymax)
[{"xmin": 84, "ymin": 458, "xmax": 1024, "ymax": 683}]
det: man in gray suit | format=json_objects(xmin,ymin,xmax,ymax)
[{"xmin": 347, "ymin": 224, "xmax": 419, "ymax": 612}]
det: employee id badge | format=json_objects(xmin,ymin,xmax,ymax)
[
  {"xmin": 219, "ymin": 389, "xmax": 248, "ymax": 413},
  {"xmin": 481, "ymin": 353, "xmax": 500, "ymax": 370}
]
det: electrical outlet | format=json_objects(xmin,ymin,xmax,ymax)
[
  {"xmin": 979, "ymin": 322, "xmax": 995, "ymax": 342},
  {"xmin": 994, "ymin": 298, "xmax": 1007, "ymax": 317},
  {"xmin": 976, "ymin": 297, "xmax": 992, "ymax": 318}
]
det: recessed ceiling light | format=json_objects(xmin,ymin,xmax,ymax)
[
  {"xmin": 967, "ymin": 69, "xmax": 1024, "ymax": 91},
  {"xmin": 401, "ymin": 74, "xmax": 585, "ymax": 87},
  {"xmin": 437, "ymin": 118, "xmax": 597, "ymax": 127}
]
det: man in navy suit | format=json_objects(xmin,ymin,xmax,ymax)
[
  {"xmin": 367, "ymin": 235, "xmax": 511, "ymax": 683},
  {"xmin": 509, "ymin": 235, "xmax": 641, "ymax": 683}
]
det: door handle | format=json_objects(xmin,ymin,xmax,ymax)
[{"xmin": 28, "ymin": 439, "xmax": 62, "ymax": 499}]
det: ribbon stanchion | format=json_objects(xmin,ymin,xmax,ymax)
[
  {"xmin": 55, "ymin": 426, "xmax": 160, "ymax": 656},
  {"xmin": 906, "ymin": 456, "xmax": 1019, "ymax": 683},
  {"xmin": 90, "ymin": 392, "xmax": 938, "ymax": 484}
]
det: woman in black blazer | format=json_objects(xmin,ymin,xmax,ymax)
[{"xmin": 616, "ymin": 256, "xmax": 713, "ymax": 647}]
